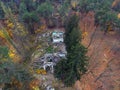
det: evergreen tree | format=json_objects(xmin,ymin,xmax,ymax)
[
  {"xmin": 64, "ymin": 15, "xmax": 81, "ymax": 52},
  {"xmin": 19, "ymin": 2, "xmax": 27, "ymax": 15},
  {"xmin": 0, "ymin": 5, "xmax": 4, "ymax": 19},
  {"xmin": 22, "ymin": 11, "xmax": 39, "ymax": 34},
  {"xmin": 77, "ymin": 0, "xmax": 120, "ymax": 33},
  {"xmin": 37, "ymin": 1, "xmax": 54, "ymax": 18},
  {"xmin": 21, "ymin": 0, "xmax": 36, "ymax": 12},
  {"xmin": 54, "ymin": 15, "xmax": 88, "ymax": 86},
  {"xmin": 18, "ymin": 0, "xmax": 39, "ymax": 34}
]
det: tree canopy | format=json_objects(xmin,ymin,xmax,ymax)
[
  {"xmin": 0, "ymin": 46, "xmax": 33, "ymax": 90},
  {"xmin": 54, "ymin": 15, "xmax": 88, "ymax": 86},
  {"xmin": 37, "ymin": 1, "xmax": 54, "ymax": 18}
]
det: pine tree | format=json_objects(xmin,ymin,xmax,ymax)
[
  {"xmin": 0, "ymin": 5, "xmax": 4, "ymax": 19},
  {"xmin": 54, "ymin": 15, "xmax": 88, "ymax": 86},
  {"xmin": 64, "ymin": 15, "xmax": 81, "ymax": 52}
]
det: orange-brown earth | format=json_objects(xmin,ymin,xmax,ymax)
[{"xmin": 75, "ymin": 12, "xmax": 120, "ymax": 90}]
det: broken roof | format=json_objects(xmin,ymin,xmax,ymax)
[{"xmin": 52, "ymin": 31, "xmax": 64, "ymax": 37}]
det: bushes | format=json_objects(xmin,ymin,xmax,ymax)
[{"xmin": 0, "ymin": 46, "xmax": 33, "ymax": 90}]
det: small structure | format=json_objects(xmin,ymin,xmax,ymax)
[
  {"xmin": 46, "ymin": 85, "xmax": 55, "ymax": 90},
  {"xmin": 53, "ymin": 52, "xmax": 66, "ymax": 58},
  {"xmin": 52, "ymin": 31, "xmax": 64, "ymax": 43},
  {"xmin": 43, "ymin": 62, "xmax": 55, "ymax": 73},
  {"xmin": 32, "ymin": 52, "xmax": 66, "ymax": 73}
]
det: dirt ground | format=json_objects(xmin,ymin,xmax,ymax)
[{"xmin": 74, "ymin": 12, "xmax": 120, "ymax": 90}]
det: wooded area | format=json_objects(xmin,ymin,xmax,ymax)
[{"xmin": 0, "ymin": 0, "xmax": 120, "ymax": 90}]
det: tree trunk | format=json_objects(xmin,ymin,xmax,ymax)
[{"xmin": 28, "ymin": 22, "xmax": 35, "ymax": 34}]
